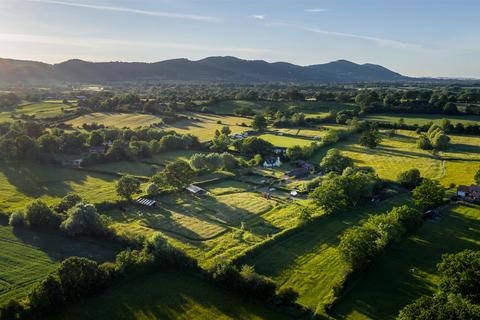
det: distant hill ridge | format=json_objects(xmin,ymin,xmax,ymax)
[{"xmin": 0, "ymin": 56, "xmax": 407, "ymax": 85}]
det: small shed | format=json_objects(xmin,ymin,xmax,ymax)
[
  {"xmin": 136, "ymin": 197, "xmax": 157, "ymax": 207},
  {"xmin": 186, "ymin": 184, "xmax": 207, "ymax": 196}
]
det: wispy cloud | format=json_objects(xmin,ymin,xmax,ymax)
[
  {"xmin": 249, "ymin": 15, "xmax": 266, "ymax": 20},
  {"xmin": 305, "ymin": 8, "xmax": 329, "ymax": 13},
  {"xmin": 0, "ymin": 33, "xmax": 271, "ymax": 54},
  {"xmin": 27, "ymin": 0, "xmax": 220, "ymax": 22},
  {"xmin": 267, "ymin": 22, "xmax": 420, "ymax": 49}
]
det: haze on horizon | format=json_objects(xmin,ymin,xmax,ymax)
[{"xmin": 0, "ymin": 0, "xmax": 479, "ymax": 78}]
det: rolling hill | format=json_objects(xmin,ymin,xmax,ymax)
[{"xmin": 0, "ymin": 56, "xmax": 407, "ymax": 85}]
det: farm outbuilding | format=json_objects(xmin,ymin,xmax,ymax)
[
  {"xmin": 136, "ymin": 197, "xmax": 157, "ymax": 207},
  {"xmin": 186, "ymin": 184, "xmax": 207, "ymax": 196}
]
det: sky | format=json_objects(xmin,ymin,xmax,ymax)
[{"xmin": 0, "ymin": 0, "xmax": 479, "ymax": 78}]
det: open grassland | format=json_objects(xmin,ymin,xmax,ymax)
[
  {"xmin": 258, "ymin": 134, "xmax": 316, "ymax": 147},
  {"xmin": 332, "ymin": 204, "xmax": 480, "ymax": 320},
  {"xmin": 164, "ymin": 112, "xmax": 252, "ymax": 142},
  {"xmin": 0, "ymin": 102, "xmax": 76, "ymax": 122},
  {"xmin": 312, "ymin": 130, "xmax": 479, "ymax": 186},
  {"xmin": 66, "ymin": 112, "xmax": 163, "ymax": 128},
  {"xmin": 209, "ymin": 100, "xmax": 352, "ymax": 114},
  {"xmin": 363, "ymin": 113, "xmax": 480, "ymax": 126},
  {"xmin": 52, "ymin": 271, "xmax": 295, "ymax": 320},
  {"xmin": 0, "ymin": 162, "xmax": 119, "ymax": 212},
  {"xmin": 0, "ymin": 221, "xmax": 118, "ymax": 304},
  {"xmin": 243, "ymin": 194, "xmax": 411, "ymax": 313}
]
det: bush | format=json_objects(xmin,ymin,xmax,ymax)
[
  {"xmin": 277, "ymin": 287, "xmax": 299, "ymax": 305},
  {"xmin": 8, "ymin": 211, "xmax": 25, "ymax": 227},
  {"xmin": 412, "ymin": 179, "xmax": 446, "ymax": 210},
  {"xmin": 397, "ymin": 168, "xmax": 422, "ymax": 189},
  {"xmin": 60, "ymin": 203, "xmax": 110, "ymax": 237},
  {"xmin": 24, "ymin": 200, "xmax": 61, "ymax": 228},
  {"xmin": 55, "ymin": 194, "xmax": 83, "ymax": 213}
]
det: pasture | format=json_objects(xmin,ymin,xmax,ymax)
[
  {"xmin": 208, "ymin": 100, "xmax": 352, "ymax": 114},
  {"xmin": 0, "ymin": 221, "xmax": 118, "ymax": 304},
  {"xmin": 51, "ymin": 271, "xmax": 294, "ymax": 320},
  {"xmin": 258, "ymin": 133, "xmax": 316, "ymax": 147},
  {"xmin": 0, "ymin": 161, "xmax": 119, "ymax": 212},
  {"xmin": 164, "ymin": 112, "xmax": 252, "ymax": 142},
  {"xmin": 0, "ymin": 102, "xmax": 76, "ymax": 122},
  {"xmin": 311, "ymin": 130, "xmax": 480, "ymax": 186},
  {"xmin": 332, "ymin": 204, "xmax": 480, "ymax": 320},
  {"xmin": 66, "ymin": 112, "xmax": 163, "ymax": 128},
  {"xmin": 243, "ymin": 193, "xmax": 411, "ymax": 313},
  {"xmin": 363, "ymin": 113, "xmax": 480, "ymax": 126}
]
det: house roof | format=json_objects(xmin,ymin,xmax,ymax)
[{"xmin": 186, "ymin": 184, "xmax": 206, "ymax": 194}]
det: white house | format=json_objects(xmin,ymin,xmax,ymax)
[{"xmin": 263, "ymin": 156, "xmax": 282, "ymax": 168}]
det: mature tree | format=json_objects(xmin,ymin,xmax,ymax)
[
  {"xmin": 38, "ymin": 134, "xmax": 61, "ymax": 154},
  {"xmin": 60, "ymin": 203, "xmax": 108, "ymax": 237},
  {"xmin": 286, "ymin": 145, "xmax": 304, "ymax": 161},
  {"xmin": 412, "ymin": 178, "xmax": 446, "ymax": 210},
  {"xmin": 115, "ymin": 175, "xmax": 141, "ymax": 200},
  {"xmin": 475, "ymin": 168, "xmax": 480, "ymax": 184},
  {"xmin": 310, "ymin": 178, "xmax": 349, "ymax": 214},
  {"xmin": 221, "ymin": 126, "xmax": 231, "ymax": 136},
  {"xmin": 24, "ymin": 200, "xmax": 56, "ymax": 228},
  {"xmin": 437, "ymin": 250, "xmax": 480, "ymax": 303},
  {"xmin": 28, "ymin": 275, "xmax": 65, "ymax": 313},
  {"xmin": 88, "ymin": 130, "xmax": 104, "ymax": 147},
  {"xmin": 252, "ymin": 114, "xmax": 268, "ymax": 131},
  {"xmin": 234, "ymin": 137, "xmax": 273, "ymax": 156},
  {"xmin": 57, "ymin": 257, "xmax": 105, "ymax": 300},
  {"xmin": 360, "ymin": 129, "xmax": 382, "ymax": 148},
  {"xmin": 55, "ymin": 193, "xmax": 83, "ymax": 213},
  {"xmin": 320, "ymin": 148, "xmax": 354, "ymax": 174},
  {"xmin": 211, "ymin": 132, "xmax": 230, "ymax": 152},
  {"xmin": 397, "ymin": 168, "xmax": 422, "ymax": 189},
  {"xmin": 443, "ymin": 102, "xmax": 459, "ymax": 114},
  {"xmin": 398, "ymin": 293, "xmax": 480, "ymax": 320},
  {"xmin": 391, "ymin": 205, "xmax": 423, "ymax": 232},
  {"xmin": 145, "ymin": 182, "xmax": 159, "ymax": 196},
  {"xmin": 153, "ymin": 160, "xmax": 194, "ymax": 190},
  {"xmin": 338, "ymin": 225, "xmax": 382, "ymax": 270}
]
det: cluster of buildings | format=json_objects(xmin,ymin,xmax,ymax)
[{"xmin": 457, "ymin": 185, "xmax": 480, "ymax": 201}]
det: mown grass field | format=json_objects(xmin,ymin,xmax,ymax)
[
  {"xmin": 0, "ymin": 162, "xmax": 119, "ymax": 212},
  {"xmin": 332, "ymin": 204, "xmax": 480, "ymax": 320},
  {"xmin": 51, "ymin": 271, "xmax": 295, "ymax": 320},
  {"xmin": 66, "ymin": 112, "xmax": 163, "ymax": 128},
  {"xmin": 363, "ymin": 113, "xmax": 480, "ymax": 126},
  {"xmin": 258, "ymin": 133, "xmax": 316, "ymax": 147},
  {"xmin": 0, "ymin": 102, "xmax": 77, "ymax": 122},
  {"xmin": 209, "ymin": 100, "xmax": 352, "ymax": 114},
  {"xmin": 311, "ymin": 130, "xmax": 480, "ymax": 186},
  {"xmin": 0, "ymin": 221, "xmax": 118, "ymax": 304},
  {"xmin": 243, "ymin": 194, "xmax": 411, "ymax": 313},
  {"xmin": 164, "ymin": 112, "xmax": 252, "ymax": 142}
]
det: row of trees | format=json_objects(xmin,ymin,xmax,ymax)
[{"xmin": 398, "ymin": 250, "xmax": 480, "ymax": 319}]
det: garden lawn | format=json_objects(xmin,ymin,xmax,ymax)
[
  {"xmin": 243, "ymin": 194, "xmax": 411, "ymax": 314},
  {"xmin": 0, "ymin": 221, "xmax": 119, "ymax": 304},
  {"xmin": 51, "ymin": 271, "xmax": 295, "ymax": 320},
  {"xmin": 332, "ymin": 204, "xmax": 480, "ymax": 320}
]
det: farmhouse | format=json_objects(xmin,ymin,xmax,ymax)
[
  {"xmin": 263, "ymin": 156, "xmax": 282, "ymax": 168},
  {"xmin": 186, "ymin": 184, "xmax": 207, "ymax": 196},
  {"xmin": 457, "ymin": 185, "xmax": 480, "ymax": 200},
  {"xmin": 273, "ymin": 146, "xmax": 288, "ymax": 155}
]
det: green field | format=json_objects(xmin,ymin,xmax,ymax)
[
  {"xmin": 52, "ymin": 271, "xmax": 295, "ymax": 320},
  {"xmin": 0, "ymin": 102, "xmax": 77, "ymax": 122},
  {"xmin": 209, "ymin": 100, "xmax": 352, "ymax": 114},
  {"xmin": 311, "ymin": 130, "xmax": 480, "ymax": 186},
  {"xmin": 164, "ymin": 112, "xmax": 252, "ymax": 142},
  {"xmin": 243, "ymin": 193, "xmax": 410, "ymax": 313},
  {"xmin": 0, "ymin": 162, "xmax": 119, "ymax": 212},
  {"xmin": 66, "ymin": 112, "xmax": 163, "ymax": 128},
  {"xmin": 332, "ymin": 204, "xmax": 480, "ymax": 320},
  {"xmin": 258, "ymin": 133, "xmax": 316, "ymax": 147},
  {"xmin": 0, "ymin": 221, "xmax": 118, "ymax": 304},
  {"xmin": 364, "ymin": 113, "xmax": 480, "ymax": 126}
]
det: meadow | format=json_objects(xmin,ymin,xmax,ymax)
[
  {"xmin": 66, "ymin": 112, "xmax": 163, "ymax": 128},
  {"xmin": 363, "ymin": 112, "xmax": 480, "ymax": 126},
  {"xmin": 0, "ymin": 102, "xmax": 77, "ymax": 122},
  {"xmin": 311, "ymin": 130, "xmax": 480, "ymax": 186},
  {"xmin": 51, "ymin": 271, "xmax": 295, "ymax": 320},
  {"xmin": 0, "ymin": 161, "xmax": 119, "ymax": 212},
  {"xmin": 332, "ymin": 204, "xmax": 480, "ymax": 320},
  {"xmin": 243, "ymin": 193, "xmax": 411, "ymax": 313},
  {"xmin": 0, "ymin": 220, "xmax": 118, "ymax": 304}
]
